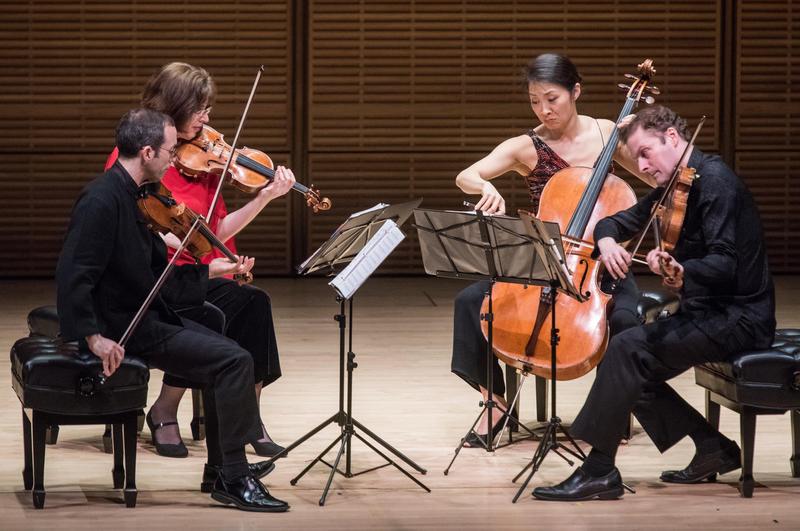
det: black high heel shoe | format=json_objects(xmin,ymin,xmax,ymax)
[
  {"xmin": 463, "ymin": 409, "xmax": 510, "ymax": 448},
  {"xmin": 250, "ymin": 423, "xmax": 286, "ymax": 458},
  {"xmin": 146, "ymin": 410, "xmax": 188, "ymax": 458}
]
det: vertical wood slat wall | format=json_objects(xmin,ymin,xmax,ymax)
[
  {"xmin": 0, "ymin": 1, "xmax": 797, "ymax": 277},
  {"xmin": 0, "ymin": 1, "xmax": 294, "ymax": 277}
]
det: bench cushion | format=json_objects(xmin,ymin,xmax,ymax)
[
  {"xmin": 11, "ymin": 336, "xmax": 149, "ymax": 415},
  {"xmin": 695, "ymin": 329, "xmax": 800, "ymax": 409},
  {"xmin": 27, "ymin": 305, "xmax": 60, "ymax": 338}
]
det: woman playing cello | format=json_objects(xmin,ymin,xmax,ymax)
[{"xmin": 452, "ymin": 53, "xmax": 654, "ymax": 446}]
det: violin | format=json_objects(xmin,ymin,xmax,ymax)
[
  {"xmin": 137, "ymin": 183, "xmax": 253, "ymax": 285},
  {"xmin": 174, "ymin": 125, "xmax": 332, "ymax": 213}
]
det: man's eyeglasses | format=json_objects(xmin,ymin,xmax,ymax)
[{"xmin": 159, "ymin": 146, "xmax": 178, "ymax": 158}]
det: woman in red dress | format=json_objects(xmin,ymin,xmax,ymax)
[{"xmin": 106, "ymin": 62, "xmax": 293, "ymax": 458}]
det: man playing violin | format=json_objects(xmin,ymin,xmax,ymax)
[
  {"xmin": 57, "ymin": 108, "xmax": 288, "ymax": 512},
  {"xmin": 105, "ymin": 62, "xmax": 294, "ymax": 459},
  {"xmin": 533, "ymin": 105, "xmax": 775, "ymax": 501}
]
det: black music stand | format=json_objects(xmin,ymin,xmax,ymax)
[
  {"xmin": 268, "ymin": 199, "xmax": 429, "ymax": 506},
  {"xmin": 413, "ymin": 208, "xmax": 583, "ymax": 474}
]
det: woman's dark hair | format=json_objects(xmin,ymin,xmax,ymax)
[
  {"xmin": 115, "ymin": 108, "xmax": 174, "ymax": 157},
  {"xmin": 141, "ymin": 62, "xmax": 216, "ymax": 130},
  {"xmin": 618, "ymin": 105, "xmax": 691, "ymax": 143},
  {"xmin": 524, "ymin": 53, "xmax": 582, "ymax": 91}
]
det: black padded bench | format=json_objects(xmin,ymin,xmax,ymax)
[
  {"xmin": 11, "ymin": 330, "xmax": 149, "ymax": 508},
  {"xmin": 695, "ymin": 328, "xmax": 800, "ymax": 497}
]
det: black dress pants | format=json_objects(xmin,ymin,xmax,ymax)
[
  {"xmin": 164, "ymin": 278, "xmax": 281, "ymax": 389},
  {"xmin": 570, "ymin": 312, "xmax": 752, "ymax": 456},
  {"xmin": 131, "ymin": 318, "xmax": 260, "ymax": 467}
]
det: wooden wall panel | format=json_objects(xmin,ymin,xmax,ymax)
[
  {"xmin": 736, "ymin": 0, "xmax": 799, "ymax": 273},
  {"xmin": 2, "ymin": 1, "xmax": 799, "ymax": 276},
  {"xmin": 306, "ymin": 0, "xmax": 721, "ymax": 273},
  {"xmin": 0, "ymin": 1, "xmax": 294, "ymax": 276}
]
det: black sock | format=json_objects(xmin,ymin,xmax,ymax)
[
  {"xmin": 581, "ymin": 447, "xmax": 616, "ymax": 477},
  {"xmin": 221, "ymin": 448, "xmax": 249, "ymax": 481},
  {"xmin": 689, "ymin": 422, "xmax": 726, "ymax": 455}
]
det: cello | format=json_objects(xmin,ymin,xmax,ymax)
[{"xmin": 480, "ymin": 60, "xmax": 658, "ymax": 380}]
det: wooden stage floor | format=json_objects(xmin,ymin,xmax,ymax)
[{"xmin": 1, "ymin": 276, "xmax": 799, "ymax": 530}]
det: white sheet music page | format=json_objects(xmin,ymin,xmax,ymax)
[{"xmin": 328, "ymin": 220, "xmax": 405, "ymax": 299}]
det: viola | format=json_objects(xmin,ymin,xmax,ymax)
[
  {"xmin": 479, "ymin": 59, "xmax": 659, "ymax": 381},
  {"xmin": 628, "ymin": 117, "xmax": 705, "ymax": 285},
  {"xmin": 137, "ymin": 183, "xmax": 253, "ymax": 285},
  {"xmin": 653, "ymin": 166, "xmax": 695, "ymax": 282},
  {"xmin": 174, "ymin": 125, "xmax": 332, "ymax": 213}
]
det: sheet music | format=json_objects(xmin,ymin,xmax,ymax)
[
  {"xmin": 328, "ymin": 220, "xmax": 405, "ymax": 299},
  {"xmin": 350, "ymin": 202, "xmax": 388, "ymax": 218},
  {"xmin": 297, "ymin": 202, "xmax": 391, "ymax": 273}
]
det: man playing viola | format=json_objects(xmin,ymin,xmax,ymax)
[
  {"xmin": 533, "ymin": 105, "xmax": 776, "ymax": 501},
  {"xmin": 57, "ymin": 108, "xmax": 289, "ymax": 512}
]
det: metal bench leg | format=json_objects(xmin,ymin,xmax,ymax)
[
  {"xmin": 45, "ymin": 424, "xmax": 59, "ymax": 445},
  {"xmin": 32, "ymin": 411, "xmax": 47, "ymax": 509},
  {"xmin": 791, "ymin": 409, "xmax": 800, "ymax": 478},
  {"xmin": 123, "ymin": 413, "xmax": 138, "ymax": 507},
  {"xmin": 705, "ymin": 390, "xmax": 721, "ymax": 430},
  {"xmin": 102, "ymin": 424, "xmax": 113, "ymax": 454},
  {"xmin": 739, "ymin": 409, "xmax": 756, "ymax": 498},
  {"xmin": 112, "ymin": 424, "xmax": 124, "ymax": 489},
  {"xmin": 22, "ymin": 409, "xmax": 33, "ymax": 490},
  {"xmin": 535, "ymin": 375, "xmax": 547, "ymax": 422},
  {"xmin": 505, "ymin": 365, "xmax": 519, "ymax": 432},
  {"xmin": 190, "ymin": 389, "xmax": 206, "ymax": 441}
]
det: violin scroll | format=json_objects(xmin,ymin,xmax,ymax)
[{"xmin": 305, "ymin": 184, "xmax": 332, "ymax": 213}]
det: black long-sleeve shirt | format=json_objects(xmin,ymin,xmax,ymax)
[
  {"xmin": 594, "ymin": 148, "xmax": 775, "ymax": 349},
  {"xmin": 56, "ymin": 161, "xmax": 209, "ymax": 352}
]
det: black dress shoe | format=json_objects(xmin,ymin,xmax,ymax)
[
  {"xmin": 660, "ymin": 442, "xmax": 741, "ymax": 484},
  {"xmin": 146, "ymin": 410, "xmax": 188, "ymax": 458},
  {"xmin": 533, "ymin": 467, "xmax": 624, "ymax": 502},
  {"xmin": 211, "ymin": 474, "xmax": 289, "ymax": 513},
  {"xmin": 201, "ymin": 461, "xmax": 276, "ymax": 493}
]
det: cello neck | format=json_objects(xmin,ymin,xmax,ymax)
[{"xmin": 564, "ymin": 96, "xmax": 636, "ymax": 239}]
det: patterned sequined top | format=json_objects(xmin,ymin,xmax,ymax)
[
  {"xmin": 524, "ymin": 131, "xmax": 570, "ymax": 212},
  {"xmin": 523, "ymin": 120, "xmax": 608, "ymax": 212}
]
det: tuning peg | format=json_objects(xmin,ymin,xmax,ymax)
[
  {"xmin": 644, "ymin": 96, "xmax": 656, "ymax": 105},
  {"xmin": 646, "ymin": 85, "xmax": 661, "ymax": 95},
  {"xmin": 618, "ymin": 83, "xmax": 631, "ymax": 91}
]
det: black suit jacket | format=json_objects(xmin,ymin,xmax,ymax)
[
  {"xmin": 56, "ymin": 161, "xmax": 208, "ymax": 352},
  {"xmin": 593, "ymin": 148, "xmax": 776, "ymax": 350}
]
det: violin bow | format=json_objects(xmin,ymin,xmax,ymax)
[{"xmin": 206, "ymin": 65, "xmax": 265, "ymax": 220}]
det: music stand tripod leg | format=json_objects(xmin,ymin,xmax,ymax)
[
  {"xmin": 444, "ymin": 280, "xmax": 502, "ymax": 474},
  {"xmin": 351, "ymin": 418, "xmax": 427, "ymax": 474},
  {"xmin": 319, "ymin": 432, "xmax": 349, "ymax": 506}
]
